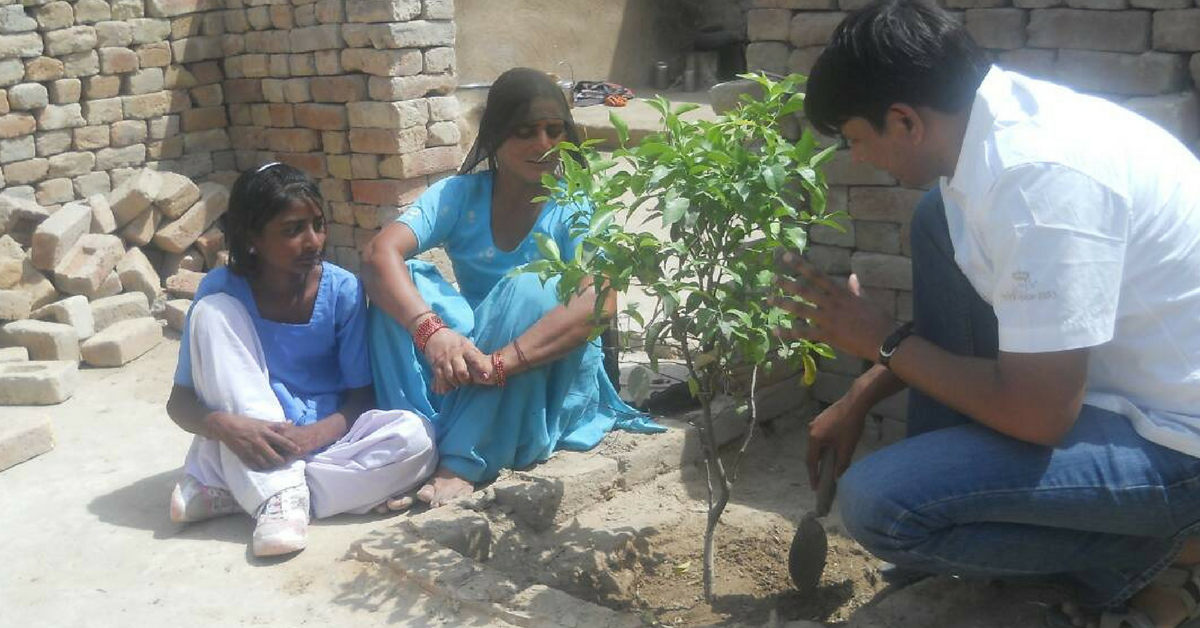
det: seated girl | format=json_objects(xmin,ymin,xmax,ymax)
[
  {"xmin": 165, "ymin": 163, "xmax": 437, "ymax": 557},
  {"xmin": 363, "ymin": 67, "xmax": 663, "ymax": 509}
]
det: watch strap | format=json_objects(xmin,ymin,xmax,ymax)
[{"xmin": 878, "ymin": 321, "xmax": 915, "ymax": 368}]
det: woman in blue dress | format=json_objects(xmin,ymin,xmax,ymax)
[{"xmin": 363, "ymin": 67, "xmax": 662, "ymax": 507}]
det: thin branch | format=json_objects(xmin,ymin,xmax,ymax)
[{"xmin": 730, "ymin": 364, "xmax": 759, "ymax": 483}]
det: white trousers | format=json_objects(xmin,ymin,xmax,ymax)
[{"xmin": 182, "ymin": 293, "xmax": 438, "ymax": 518}]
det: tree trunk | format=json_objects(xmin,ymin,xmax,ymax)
[{"xmin": 699, "ymin": 393, "xmax": 730, "ymax": 601}]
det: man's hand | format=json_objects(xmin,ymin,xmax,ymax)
[
  {"xmin": 804, "ymin": 396, "xmax": 868, "ymax": 489},
  {"xmin": 423, "ymin": 329, "xmax": 493, "ymax": 394},
  {"xmin": 774, "ymin": 252, "xmax": 896, "ymax": 362},
  {"xmin": 206, "ymin": 412, "xmax": 300, "ymax": 470}
]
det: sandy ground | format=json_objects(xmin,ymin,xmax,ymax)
[{"xmin": 0, "ymin": 334, "xmax": 518, "ymax": 628}]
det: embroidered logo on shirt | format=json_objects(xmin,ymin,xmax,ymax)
[{"xmin": 999, "ymin": 270, "xmax": 1057, "ymax": 302}]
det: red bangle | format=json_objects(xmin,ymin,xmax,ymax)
[
  {"xmin": 413, "ymin": 315, "xmax": 448, "ymax": 353},
  {"xmin": 491, "ymin": 352, "xmax": 507, "ymax": 387}
]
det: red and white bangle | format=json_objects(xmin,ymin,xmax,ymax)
[
  {"xmin": 413, "ymin": 314, "xmax": 448, "ymax": 353},
  {"xmin": 491, "ymin": 352, "xmax": 507, "ymax": 387}
]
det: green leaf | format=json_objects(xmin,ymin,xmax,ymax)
[
  {"xmin": 802, "ymin": 352, "xmax": 817, "ymax": 386},
  {"xmin": 534, "ymin": 233, "xmax": 561, "ymax": 262},
  {"xmin": 686, "ymin": 377, "xmax": 700, "ymax": 398},
  {"xmin": 673, "ymin": 103, "xmax": 701, "ymax": 117},
  {"xmin": 662, "ymin": 194, "xmax": 690, "ymax": 227},
  {"xmin": 609, "ymin": 111, "xmax": 629, "ymax": 147}
]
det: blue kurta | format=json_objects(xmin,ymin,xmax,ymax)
[
  {"xmin": 175, "ymin": 262, "xmax": 373, "ymax": 427},
  {"xmin": 369, "ymin": 171, "xmax": 663, "ymax": 483}
]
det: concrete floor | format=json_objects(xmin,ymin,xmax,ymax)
[{"xmin": 0, "ymin": 336, "xmax": 518, "ymax": 628}]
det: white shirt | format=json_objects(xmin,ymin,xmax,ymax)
[{"xmin": 941, "ymin": 67, "xmax": 1200, "ymax": 457}]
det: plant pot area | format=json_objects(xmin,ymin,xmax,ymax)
[{"xmin": 354, "ymin": 408, "xmax": 894, "ymax": 628}]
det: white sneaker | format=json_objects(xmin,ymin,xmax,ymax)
[
  {"xmin": 251, "ymin": 485, "xmax": 310, "ymax": 557},
  {"xmin": 170, "ymin": 475, "xmax": 239, "ymax": 524}
]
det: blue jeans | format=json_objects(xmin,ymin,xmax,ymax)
[{"xmin": 838, "ymin": 188, "xmax": 1200, "ymax": 609}]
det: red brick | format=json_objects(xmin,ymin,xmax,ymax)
[
  {"xmin": 278, "ymin": 153, "xmax": 327, "ymax": 178},
  {"xmin": 379, "ymin": 146, "xmax": 461, "ymax": 179},
  {"xmin": 266, "ymin": 128, "xmax": 319, "ymax": 153},
  {"xmin": 351, "ymin": 178, "xmax": 425, "ymax": 206},
  {"xmin": 310, "ymin": 76, "xmax": 366, "ymax": 103},
  {"xmin": 348, "ymin": 127, "xmax": 426, "ymax": 154},
  {"xmin": 224, "ymin": 78, "xmax": 263, "ymax": 103},
  {"xmin": 294, "ymin": 103, "xmax": 346, "ymax": 130},
  {"xmin": 181, "ymin": 106, "xmax": 226, "ymax": 132}
]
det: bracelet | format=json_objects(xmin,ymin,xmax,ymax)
[
  {"xmin": 513, "ymin": 339, "xmax": 529, "ymax": 367},
  {"xmin": 406, "ymin": 309, "xmax": 434, "ymax": 331},
  {"xmin": 413, "ymin": 315, "xmax": 448, "ymax": 353},
  {"xmin": 491, "ymin": 352, "xmax": 507, "ymax": 387}
]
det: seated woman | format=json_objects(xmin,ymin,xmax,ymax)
[
  {"xmin": 363, "ymin": 67, "xmax": 663, "ymax": 508},
  {"xmin": 166, "ymin": 163, "xmax": 437, "ymax": 557}
]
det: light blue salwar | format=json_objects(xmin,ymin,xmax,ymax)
[{"xmin": 369, "ymin": 172, "xmax": 663, "ymax": 484}]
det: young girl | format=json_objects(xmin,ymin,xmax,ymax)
[{"xmin": 165, "ymin": 163, "xmax": 436, "ymax": 557}]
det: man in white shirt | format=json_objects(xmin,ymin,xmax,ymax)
[{"xmin": 777, "ymin": 1, "xmax": 1200, "ymax": 626}]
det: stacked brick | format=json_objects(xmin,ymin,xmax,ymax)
[
  {"xmin": 0, "ymin": 0, "xmax": 236, "ymax": 210},
  {"xmin": 745, "ymin": 0, "xmax": 1200, "ymax": 420},
  {"xmin": 0, "ymin": 167, "xmax": 231, "ymax": 405},
  {"xmin": 217, "ymin": 0, "xmax": 462, "ymax": 274}
]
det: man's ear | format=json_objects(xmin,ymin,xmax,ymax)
[{"xmin": 888, "ymin": 104, "xmax": 926, "ymax": 143}]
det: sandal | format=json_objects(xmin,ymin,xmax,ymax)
[{"xmin": 1044, "ymin": 606, "xmax": 1156, "ymax": 628}]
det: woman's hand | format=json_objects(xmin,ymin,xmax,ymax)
[
  {"xmin": 423, "ymin": 329, "xmax": 493, "ymax": 394},
  {"xmin": 206, "ymin": 412, "xmax": 301, "ymax": 470}
]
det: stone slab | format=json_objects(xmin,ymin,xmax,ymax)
[
  {"xmin": 89, "ymin": 291, "xmax": 149, "ymax": 332},
  {"xmin": 162, "ymin": 297, "xmax": 190, "ymax": 332},
  {"xmin": 53, "ymin": 233, "xmax": 124, "ymax": 297},
  {"xmin": 0, "ymin": 318, "xmax": 78, "ymax": 361},
  {"xmin": 30, "ymin": 294, "xmax": 93, "ymax": 339},
  {"xmin": 0, "ymin": 346, "xmax": 28, "ymax": 362},
  {"xmin": 0, "ymin": 360, "xmax": 77, "ymax": 405},
  {"xmin": 30, "ymin": 201, "xmax": 91, "ymax": 271},
  {"xmin": 80, "ymin": 316, "xmax": 161, "ymax": 367},
  {"xmin": 0, "ymin": 415, "xmax": 54, "ymax": 470},
  {"xmin": 152, "ymin": 182, "xmax": 228, "ymax": 254}
]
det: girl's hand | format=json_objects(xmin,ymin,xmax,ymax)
[
  {"xmin": 206, "ymin": 412, "xmax": 301, "ymax": 470},
  {"xmin": 423, "ymin": 329, "xmax": 492, "ymax": 394},
  {"xmin": 268, "ymin": 422, "xmax": 328, "ymax": 461}
]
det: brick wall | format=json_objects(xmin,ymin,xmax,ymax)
[
  {"xmin": 0, "ymin": 0, "xmax": 462, "ymax": 275},
  {"xmin": 746, "ymin": 0, "xmax": 1200, "ymax": 422}
]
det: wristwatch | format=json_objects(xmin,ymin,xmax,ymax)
[{"xmin": 878, "ymin": 321, "xmax": 915, "ymax": 369}]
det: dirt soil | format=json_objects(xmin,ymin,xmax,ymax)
[{"xmin": 474, "ymin": 417, "xmax": 890, "ymax": 627}]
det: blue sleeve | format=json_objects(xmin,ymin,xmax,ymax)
[
  {"xmin": 173, "ymin": 270, "xmax": 227, "ymax": 388},
  {"xmin": 397, "ymin": 176, "xmax": 461, "ymax": 255},
  {"xmin": 333, "ymin": 269, "xmax": 373, "ymax": 390}
]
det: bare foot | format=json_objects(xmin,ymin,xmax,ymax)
[
  {"xmin": 415, "ymin": 468, "xmax": 474, "ymax": 508},
  {"xmin": 373, "ymin": 494, "xmax": 415, "ymax": 514}
]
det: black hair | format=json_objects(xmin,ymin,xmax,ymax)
[
  {"xmin": 460, "ymin": 67, "xmax": 585, "ymax": 174},
  {"xmin": 804, "ymin": 0, "xmax": 991, "ymax": 136},
  {"xmin": 221, "ymin": 162, "xmax": 325, "ymax": 277}
]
